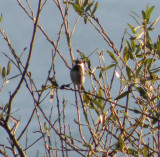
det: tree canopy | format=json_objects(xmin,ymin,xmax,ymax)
[{"xmin": 0, "ymin": 1, "xmax": 160, "ymax": 157}]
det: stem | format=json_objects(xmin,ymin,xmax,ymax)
[{"xmin": 1, "ymin": 122, "xmax": 26, "ymax": 157}]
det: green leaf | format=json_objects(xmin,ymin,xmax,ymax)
[
  {"xmin": 99, "ymin": 70, "xmax": 103, "ymax": 78},
  {"xmin": 98, "ymin": 88, "xmax": 103, "ymax": 103},
  {"xmin": 85, "ymin": 1, "xmax": 94, "ymax": 12},
  {"xmin": 84, "ymin": 15, "xmax": 88, "ymax": 24},
  {"xmin": 145, "ymin": 58, "xmax": 155, "ymax": 65},
  {"xmin": 126, "ymin": 66, "xmax": 131, "ymax": 80},
  {"xmin": 156, "ymin": 41, "xmax": 160, "ymax": 51},
  {"xmin": 0, "ymin": 14, "xmax": 2, "ymax": 23},
  {"xmin": 99, "ymin": 64, "xmax": 115, "ymax": 78},
  {"xmin": 91, "ymin": 2, "xmax": 98, "ymax": 16},
  {"xmin": 7, "ymin": 61, "xmax": 11, "ymax": 75},
  {"xmin": 91, "ymin": 98, "xmax": 103, "ymax": 111},
  {"xmin": 44, "ymin": 122, "xmax": 50, "ymax": 136},
  {"xmin": 142, "ymin": 10, "xmax": 146, "ymax": 20},
  {"xmin": 98, "ymin": 88, "xmax": 103, "ymax": 97},
  {"xmin": 147, "ymin": 60, "xmax": 154, "ymax": 71},
  {"xmin": 141, "ymin": 146, "xmax": 148, "ymax": 157},
  {"xmin": 136, "ymin": 87, "xmax": 148, "ymax": 100},
  {"xmin": 83, "ymin": 93, "xmax": 89, "ymax": 103},
  {"xmin": 135, "ymin": 45, "xmax": 141, "ymax": 55},
  {"xmin": 126, "ymin": 40, "xmax": 132, "ymax": 51},
  {"xmin": 83, "ymin": 0, "xmax": 89, "ymax": 7},
  {"xmin": 107, "ymin": 51, "xmax": 117, "ymax": 62},
  {"xmin": 73, "ymin": 4, "xmax": 83, "ymax": 16},
  {"xmin": 83, "ymin": 143, "xmax": 91, "ymax": 148},
  {"xmin": 146, "ymin": 5, "xmax": 155, "ymax": 21},
  {"xmin": 102, "ymin": 64, "xmax": 115, "ymax": 71},
  {"xmin": 129, "ymin": 51, "xmax": 134, "ymax": 60},
  {"xmin": 117, "ymin": 135, "xmax": 124, "ymax": 150},
  {"xmin": 135, "ymin": 65, "xmax": 142, "ymax": 77},
  {"xmin": 88, "ymin": 102, "xmax": 97, "ymax": 110},
  {"xmin": 123, "ymin": 47, "xmax": 129, "ymax": 63},
  {"xmin": 136, "ymin": 54, "xmax": 143, "ymax": 58},
  {"xmin": 127, "ymin": 148, "xmax": 138, "ymax": 155},
  {"xmin": 115, "ymin": 90, "xmax": 131, "ymax": 100},
  {"xmin": 2, "ymin": 67, "xmax": 6, "ymax": 78},
  {"xmin": 130, "ymin": 39, "xmax": 135, "ymax": 52},
  {"xmin": 128, "ymin": 24, "xmax": 136, "ymax": 34}
]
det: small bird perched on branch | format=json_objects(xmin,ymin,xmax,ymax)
[{"xmin": 70, "ymin": 59, "xmax": 85, "ymax": 90}]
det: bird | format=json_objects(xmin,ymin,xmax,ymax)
[{"xmin": 70, "ymin": 59, "xmax": 85, "ymax": 90}]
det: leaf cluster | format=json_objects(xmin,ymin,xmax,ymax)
[
  {"xmin": 69, "ymin": 0, "xmax": 98, "ymax": 24},
  {"xmin": 0, "ymin": 61, "xmax": 11, "ymax": 80}
]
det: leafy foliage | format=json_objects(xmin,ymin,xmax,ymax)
[{"xmin": 70, "ymin": 0, "xmax": 98, "ymax": 23}]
